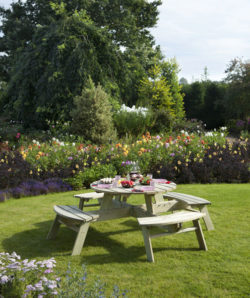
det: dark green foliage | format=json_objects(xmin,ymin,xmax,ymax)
[
  {"xmin": 223, "ymin": 58, "xmax": 250, "ymax": 121},
  {"xmin": 0, "ymin": 0, "xmax": 163, "ymax": 128},
  {"xmin": 151, "ymin": 109, "xmax": 174, "ymax": 133},
  {"xmin": 0, "ymin": 151, "xmax": 35, "ymax": 189},
  {"xmin": 70, "ymin": 78, "xmax": 116, "ymax": 144},
  {"xmin": 154, "ymin": 142, "xmax": 249, "ymax": 184},
  {"xmin": 4, "ymin": 12, "xmax": 124, "ymax": 128},
  {"xmin": 183, "ymin": 80, "xmax": 227, "ymax": 129},
  {"xmin": 183, "ymin": 81, "xmax": 205, "ymax": 120}
]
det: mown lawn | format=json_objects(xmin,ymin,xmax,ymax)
[{"xmin": 0, "ymin": 184, "xmax": 249, "ymax": 297}]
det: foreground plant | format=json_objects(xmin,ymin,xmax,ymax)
[{"xmin": 0, "ymin": 252, "xmax": 127, "ymax": 297}]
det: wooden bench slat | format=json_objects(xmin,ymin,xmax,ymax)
[
  {"xmin": 163, "ymin": 192, "xmax": 211, "ymax": 205},
  {"xmin": 138, "ymin": 211, "xmax": 205, "ymax": 226},
  {"xmin": 54, "ymin": 205, "xmax": 98, "ymax": 222},
  {"xmin": 74, "ymin": 192, "xmax": 104, "ymax": 199}
]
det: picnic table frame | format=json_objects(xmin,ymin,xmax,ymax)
[{"xmin": 89, "ymin": 181, "xmax": 177, "ymax": 220}]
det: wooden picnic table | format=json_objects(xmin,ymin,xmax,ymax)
[{"xmin": 90, "ymin": 179, "xmax": 177, "ymax": 220}]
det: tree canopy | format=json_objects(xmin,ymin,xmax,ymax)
[{"xmin": 0, "ymin": 0, "xmax": 163, "ymax": 128}]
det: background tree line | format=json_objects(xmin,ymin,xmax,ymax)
[
  {"xmin": 182, "ymin": 58, "xmax": 250, "ymax": 133},
  {"xmin": 0, "ymin": 1, "xmax": 249, "ymax": 142},
  {"xmin": 0, "ymin": 0, "xmax": 184, "ymax": 135}
]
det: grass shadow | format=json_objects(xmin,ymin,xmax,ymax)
[{"xmin": 2, "ymin": 219, "xmax": 201, "ymax": 263}]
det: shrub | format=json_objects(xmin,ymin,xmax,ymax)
[
  {"xmin": 151, "ymin": 109, "xmax": 174, "ymax": 133},
  {"xmin": 113, "ymin": 105, "xmax": 153, "ymax": 137},
  {"xmin": 80, "ymin": 164, "xmax": 117, "ymax": 188},
  {"xmin": 0, "ymin": 151, "xmax": 36, "ymax": 189},
  {"xmin": 71, "ymin": 78, "xmax": 116, "ymax": 144}
]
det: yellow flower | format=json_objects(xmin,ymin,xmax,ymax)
[
  {"xmin": 138, "ymin": 151, "xmax": 142, "ymax": 156},
  {"xmin": 29, "ymin": 170, "xmax": 33, "ymax": 175},
  {"xmin": 72, "ymin": 170, "xmax": 76, "ymax": 174},
  {"xmin": 208, "ymin": 155, "xmax": 212, "ymax": 158},
  {"xmin": 36, "ymin": 155, "xmax": 40, "ymax": 160},
  {"xmin": 213, "ymin": 152, "xmax": 217, "ymax": 156},
  {"xmin": 219, "ymin": 157, "xmax": 222, "ymax": 161},
  {"xmin": 199, "ymin": 159, "xmax": 203, "ymax": 163},
  {"xmin": 177, "ymin": 160, "xmax": 181, "ymax": 165},
  {"xmin": 174, "ymin": 166, "xmax": 178, "ymax": 171},
  {"xmin": 75, "ymin": 164, "xmax": 79, "ymax": 169},
  {"xmin": 8, "ymin": 168, "xmax": 12, "ymax": 172},
  {"xmin": 0, "ymin": 159, "xmax": 4, "ymax": 163},
  {"xmin": 241, "ymin": 160, "xmax": 245, "ymax": 163}
]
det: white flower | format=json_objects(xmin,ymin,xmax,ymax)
[{"xmin": 205, "ymin": 132, "xmax": 213, "ymax": 137}]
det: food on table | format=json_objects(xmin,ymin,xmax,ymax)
[{"xmin": 121, "ymin": 180, "xmax": 134, "ymax": 188}]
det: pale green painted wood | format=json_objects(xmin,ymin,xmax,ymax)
[
  {"xmin": 138, "ymin": 211, "xmax": 205, "ymax": 226},
  {"xmin": 141, "ymin": 226, "xmax": 154, "ymax": 263},
  {"xmin": 163, "ymin": 192, "xmax": 214, "ymax": 231},
  {"xmin": 47, "ymin": 214, "xmax": 61, "ymax": 240},
  {"xmin": 74, "ymin": 192, "xmax": 103, "ymax": 210},
  {"xmin": 200, "ymin": 205, "xmax": 214, "ymax": 230},
  {"xmin": 193, "ymin": 219, "xmax": 208, "ymax": 251},
  {"xmin": 138, "ymin": 211, "xmax": 208, "ymax": 262},
  {"xmin": 71, "ymin": 222, "xmax": 90, "ymax": 256}
]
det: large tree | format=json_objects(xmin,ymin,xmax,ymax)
[
  {"xmin": 0, "ymin": 0, "xmax": 162, "ymax": 128},
  {"xmin": 223, "ymin": 58, "xmax": 250, "ymax": 121}
]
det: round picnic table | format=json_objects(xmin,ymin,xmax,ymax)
[{"xmin": 90, "ymin": 179, "xmax": 177, "ymax": 218}]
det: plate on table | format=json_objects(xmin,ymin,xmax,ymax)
[
  {"xmin": 153, "ymin": 179, "xmax": 168, "ymax": 183},
  {"xmin": 96, "ymin": 184, "xmax": 112, "ymax": 189},
  {"xmin": 133, "ymin": 185, "xmax": 155, "ymax": 192}
]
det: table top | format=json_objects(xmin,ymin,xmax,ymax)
[{"xmin": 91, "ymin": 179, "xmax": 176, "ymax": 195}]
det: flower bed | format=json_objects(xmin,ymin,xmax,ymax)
[{"xmin": 0, "ymin": 129, "xmax": 249, "ymax": 200}]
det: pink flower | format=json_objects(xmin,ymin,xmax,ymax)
[{"xmin": 16, "ymin": 132, "xmax": 21, "ymax": 139}]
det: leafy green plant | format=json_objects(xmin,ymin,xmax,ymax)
[
  {"xmin": 71, "ymin": 78, "xmax": 116, "ymax": 144},
  {"xmin": 80, "ymin": 164, "xmax": 117, "ymax": 187},
  {"xmin": 113, "ymin": 105, "xmax": 153, "ymax": 137}
]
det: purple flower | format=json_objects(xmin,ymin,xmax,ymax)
[
  {"xmin": 25, "ymin": 284, "xmax": 36, "ymax": 292},
  {"xmin": 68, "ymin": 156, "xmax": 73, "ymax": 160},
  {"xmin": 170, "ymin": 153, "xmax": 175, "ymax": 157},
  {"xmin": 236, "ymin": 120, "xmax": 245, "ymax": 127},
  {"xmin": 44, "ymin": 269, "xmax": 53, "ymax": 274},
  {"xmin": 0, "ymin": 275, "xmax": 9, "ymax": 284},
  {"xmin": 165, "ymin": 143, "xmax": 170, "ymax": 149}
]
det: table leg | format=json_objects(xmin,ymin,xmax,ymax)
[{"xmin": 144, "ymin": 194, "xmax": 154, "ymax": 215}]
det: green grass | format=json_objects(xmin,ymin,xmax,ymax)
[{"xmin": 0, "ymin": 184, "xmax": 249, "ymax": 297}]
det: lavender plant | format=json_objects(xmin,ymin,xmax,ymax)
[
  {"xmin": 0, "ymin": 253, "xmax": 128, "ymax": 297},
  {"xmin": 0, "ymin": 252, "xmax": 59, "ymax": 297}
]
